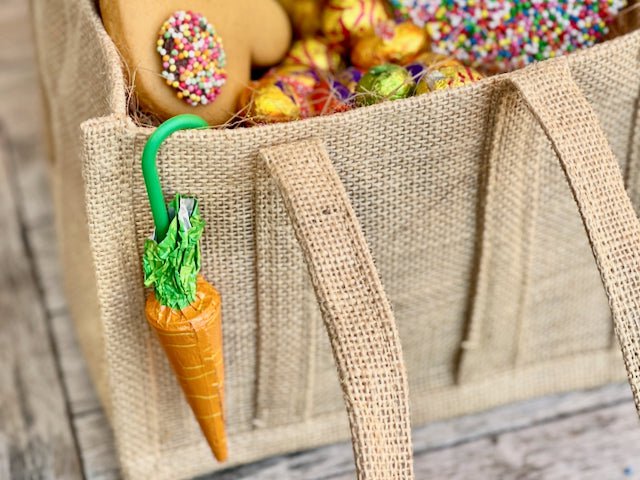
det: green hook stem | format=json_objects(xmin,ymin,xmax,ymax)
[{"xmin": 142, "ymin": 114, "xmax": 209, "ymax": 242}]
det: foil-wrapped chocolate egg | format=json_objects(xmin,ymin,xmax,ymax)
[
  {"xmin": 404, "ymin": 62, "xmax": 428, "ymax": 82},
  {"xmin": 321, "ymin": 0, "xmax": 391, "ymax": 46},
  {"xmin": 335, "ymin": 66, "xmax": 365, "ymax": 92},
  {"xmin": 355, "ymin": 64, "xmax": 415, "ymax": 106},
  {"xmin": 289, "ymin": 0, "xmax": 323, "ymax": 38},
  {"xmin": 265, "ymin": 65, "xmax": 320, "ymax": 95},
  {"xmin": 239, "ymin": 81, "xmax": 302, "ymax": 124},
  {"xmin": 407, "ymin": 51, "xmax": 461, "ymax": 68},
  {"xmin": 284, "ymin": 37, "xmax": 345, "ymax": 73},
  {"xmin": 351, "ymin": 21, "xmax": 429, "ymax": 69},
  {"xmin": 404, "ymin": 53, "xmax": 461, "ymax": 82},
  {"xmin": 310, "ymin": 79, "xmax": 355, "ymax": 115},
  {"xmin": 263, "ymin": 64, "xmax": 320, "ymax": 118},
  {"xmin": 415, "ymin": 65, "xmax": 483, "ymax": 94}
]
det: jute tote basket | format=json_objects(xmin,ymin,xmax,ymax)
[{"xmin": 32, "ymin": 0, "xmax": 640, "ymax": 478}]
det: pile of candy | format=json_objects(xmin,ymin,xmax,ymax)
[
  {"xmin": 390, "ymin": 0, "xmax": 627, "ymax": 71},
  {"xmin": 239, "ymin": 0, "xmax": 483, "ymax": 124},
  {"xmin": 239, "ymin": 0, "xmax": 627, "ymax": 124}
]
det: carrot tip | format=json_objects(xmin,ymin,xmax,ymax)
[{"xmin": 214, "ymin": 450, "xmax": 229, "ymax": 462}]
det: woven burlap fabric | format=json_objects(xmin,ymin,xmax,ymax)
[
  {"xmin": 32, "ymin": 0, "xmax": 640, "ymax": 477},
  {"xmin": 260, "ymin": 139, "xmax": 414, "ymax": 479},
  {"xmin": 511, "ymin": 63, "xmax": 640, "ymax": 409}
]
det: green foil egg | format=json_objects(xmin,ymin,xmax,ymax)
[{"xmin": 355, "ymin": 64, "xmax": 415, "ymax": 106}]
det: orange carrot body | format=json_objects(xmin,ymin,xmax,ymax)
[{"xmin": 145, "ymin": 275, "xmax": 227, "ymax": 461}]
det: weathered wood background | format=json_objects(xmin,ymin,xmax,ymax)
[{"xmin": 2, "ymin": 1, "xmax": 640, "ymax": 478}]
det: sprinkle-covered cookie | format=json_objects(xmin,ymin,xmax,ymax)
[
  {"xmin": 157, "ymin": 11, "xmax": 228, "ymax": 106},
  {"xmin": 389, "ymin": 0, "xmax": 627, "ymax": 71}
]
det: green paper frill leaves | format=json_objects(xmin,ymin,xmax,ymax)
[{"xmin": 143, "ymin": 194, "xmax": 204, "ymax": 310}]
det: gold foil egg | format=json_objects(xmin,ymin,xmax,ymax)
[
  {"xmin": 407, "ymin": 51, "xmax": 462, "ymax": 68},
  {"xmin": 265, "ymin": 64, "xmax": 320, "ymax": 94},
  {"xmin": 284, "ymin": 37, "xmax": 345, "ymax": 73},
  {"xmin": 239, "ymin": 82, "xmax": 302, "ymax": 124},
  {"xmin": 290, "ymin": 0, "xmax": 323, "ymax": 38},
  {"xmin": 351, "ymin": 21, "xmax": 430, "ymax": 69},
  {"xmin": 321, "ymin": 0, "xmax": 391, "ymax": 46},
  {"xmin": 415, "ymin": 65, "xmax": 483, "ymax": 94}
]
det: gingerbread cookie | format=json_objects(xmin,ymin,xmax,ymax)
[{"xmin": 100, "ymin": 0, "xmax": 291, "ymax": 125}]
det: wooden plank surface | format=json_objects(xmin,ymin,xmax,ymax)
[
  {"xmin": 0, "ymin": 1, "xmax": 45, "ymax": 143},
  {"xmin": 206, "ymin": 383, "xmax": 638, "ymax": 480},
  {"xmin": 412, "ymin": 401, "xmax": 640, "ymax": 480},
  {"xmin": 0, "ymin": 127, "xmax": 82, "ymax": 479},
  {"xmin": 50, "ymin": 312, "xmax": 102, "ymax": 417},
  {"xmin": 72, "ymin": 412, "xmax": 119, "ymax": 480},
  {"xmin": 50, "ymin": 311, "xmax": 120, "ymax": 479}
]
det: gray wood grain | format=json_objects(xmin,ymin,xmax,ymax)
[
  {"xmin": 0, "ymin": 0, "xmax": 50, "ymax": 147},
  {"xmin": 50, "ymin": 312, "xmax": 102, "ymax": 416},
  {"xmin": 73, "ymin": 412, "xmax": 120, "ymax": 480},
  {"xmin": 0, "ymin": 128, "xmax": 82, "ymax": 479},
  {"xmin": 8, "ymin": 136, "xmax": 54, "ymax": 229},
  {"xmin": 206, "ymin": 383, "xmax": 634, "ymax": 480},
  {"xmin": 411, "ymin": 402, "xmax": 640, "ymax": 480},
  {"xmin": 28, "ymin": 224, "xmax": 66, "ymax": 315},
  {"xmin": 0, "ymin": 434, "xmax": 13, "ymax": 480},
  {"xmin": 49, "ymin": 311, "xmax": 120, "ymax": 478},
  {"xmin": 0, "ymin": 0, "xmax": 55, "ymax": 232}
]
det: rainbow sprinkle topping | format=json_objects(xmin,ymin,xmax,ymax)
[
  {"xmin": 157, "ymin": 11, "xmax": 227, "ymax": 106},
  {"xmin": 389, "ymin": 0, "xmax": 627, "ymax": 71}
]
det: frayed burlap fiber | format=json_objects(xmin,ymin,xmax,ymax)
[{"xmin": 32, "ymin": 0, "xmax": 640, "ymax": 478}]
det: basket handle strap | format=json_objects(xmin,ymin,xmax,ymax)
[
  {"xmin": 510, "ymin": 60, "xmax": 640, "ymax": 410},
  {"xmin": 259, "ymin": 139, "xmax": 414, "ymax": 480}
]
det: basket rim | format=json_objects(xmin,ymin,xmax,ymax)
[{"xmin": 88, "ymin": 0, "xmax": 640, "ymax": 140}]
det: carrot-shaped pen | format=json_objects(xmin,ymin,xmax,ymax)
[{"xmin": 141, "ymin": 115, "xmax": 227, "ymax": 461}]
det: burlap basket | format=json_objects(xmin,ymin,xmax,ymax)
[{"xmin": 32, "ymin": 0, "xmax": 640, "ymax": 478}]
